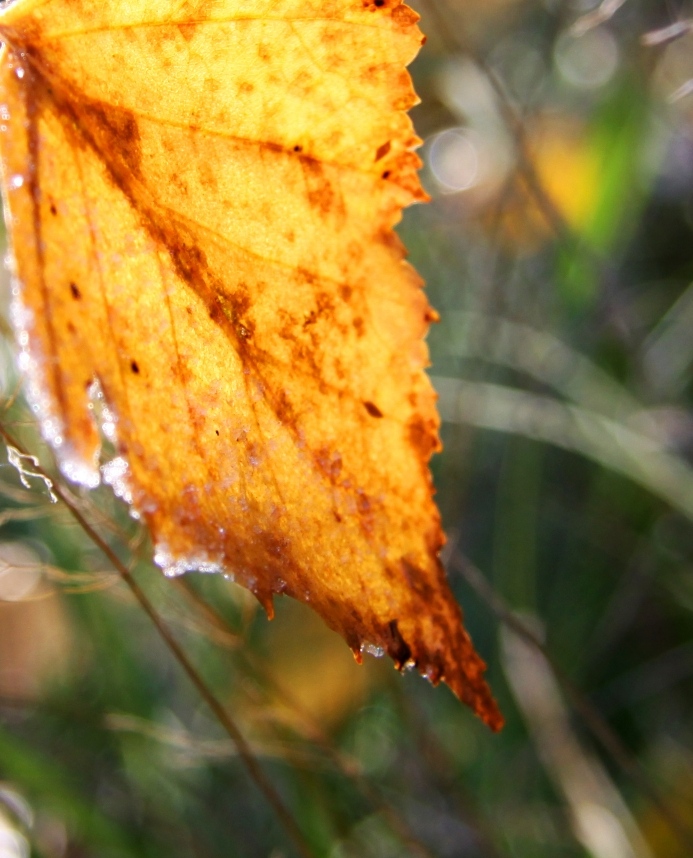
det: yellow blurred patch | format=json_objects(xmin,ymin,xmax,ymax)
[{"xmin": 490, "ymin": 118, "xmax": 600, "ymax": 248}]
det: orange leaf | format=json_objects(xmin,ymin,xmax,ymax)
[{"xmin": 0, "ymin": 0, "xmax": 502, "ymax": 729}]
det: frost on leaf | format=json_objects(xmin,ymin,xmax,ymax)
[{"xmin": 0, "ymin": 0, "xmax": 503, "ymax": 729}]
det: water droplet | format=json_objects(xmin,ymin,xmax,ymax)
[{"xmin": 9, "ymin": 174, "xmax": 23, "ymax": 189}]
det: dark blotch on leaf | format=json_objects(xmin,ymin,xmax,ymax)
[
  {"xmin": 130, "ymin": 360, "xmax": 140, "ymax": 374},
  {"xmin": 81, "ymin": 99, "xmax": 142, "ymax": 180},
  {"xmin": 375, "ymin": 140, "xmax": 391, "ymax": 160},
  {"xmin": 69, "ymin": 282, "xmax": 81, "ymax": 300},
  {"xmin": 386, "ymin": 619, "xmax": 411, "ymax": 667},
  {"xmin": 364, "ymin": 401, "xmax": 383, "ymax": 418}
]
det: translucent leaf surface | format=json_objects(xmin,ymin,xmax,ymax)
[{"xmin": 0, "ymin": 0, "xmax": 502, "ymax": 729}]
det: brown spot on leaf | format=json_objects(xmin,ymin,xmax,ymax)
[
  {"xmin": 301, "ymin": 157, "xmax": 342, "ymax": 215},
  {"xmin": 408, "ymin": 415, "xmax": 438, "ymax": 459},
  {"xmin": 315, "ymin": 447, "xmax": 343, "ymax": 483},
  {"xmin": 275, "ymin": 390, "xmax": 295, "ymax": 424},
  {"xmin": 177, "ymin": 22, "xmax": 197, "ymax": 41},
  {"xmin": 363, "ymin": 401, "xmax": 383, "ymax": 418},
  {"xmin": 169, "ymin": 239, "xmax": 207, "ymax": 285},
  {"xmin": 375, "ymin": 141, "xmax": 391, "ymax": 161}
]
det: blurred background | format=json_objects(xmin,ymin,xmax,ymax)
[{"xmin": 1, "ymin": 0, "xmax": 693, "ymax": 854}]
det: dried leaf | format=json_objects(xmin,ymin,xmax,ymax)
[{"xmin": 0, "ymin": 0, "xmax": 502, "ymax": 729}]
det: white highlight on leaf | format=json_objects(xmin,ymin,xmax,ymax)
[{"xmin": 6, "ymin": 445, "xmax": 57, "ymax": 503}]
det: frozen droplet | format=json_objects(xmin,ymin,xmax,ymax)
[
  {"xmin": 8, "ymin": 290, "xmax": 75, "ymax": 471},
  {"xmin": 361, "ymin": 642, "xmax": 385, "ymax": 658},
  {"xmin": 101, "ymin": 456, "xmax": 134, "ymax": 504},
  {"xmin": 101, "ymin": 456, "xmax": 127, "ymax": 482},
  {"xmin": 101, "ymin": 420, "xmax": 116, "ymax": 441},
  {"xmin": 87, "ymin": 378, "xmax": 119, "ymax": 444},
  {"xmin": 9, "ymin": 174, "xmax": 23, "ymax": 189},
  {"xmin": 60, "ymin": 455, "xmax": 100, "ymax": 489},
  {"xmin": 154, "ymin": 543, "xmax": 223, "ymax": 578},
  {"xmin": 87, "ymin": 379, "xmax": 104, "ymax": 401},
  {"xmin": 15, "ymin": 67, "xmax": 24, "ymax": 79},
  {"xmin": 6, "ymin": 445, "xmax": 57, "ymax": 503}
]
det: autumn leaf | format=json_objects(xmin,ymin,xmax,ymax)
[{"xmin": 0, "ymin": 0, "xmax": 502, "ymax": 729}]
